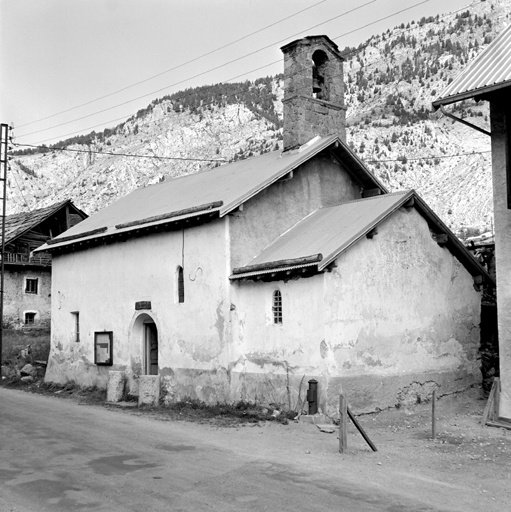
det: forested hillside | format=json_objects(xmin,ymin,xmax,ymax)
[{"xmin": 11, "ymin": 0, "xmax": 510, "ymax": 236}]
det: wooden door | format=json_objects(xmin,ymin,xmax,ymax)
[{"xmin": 144, "ymin": 323, "xmax": 158, "ymax": 375}]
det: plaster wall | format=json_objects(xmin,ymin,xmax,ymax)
[
  {"xmin": 229, "ymin": 275, "xmax": 326, "ymax": 408},
  {"xmin": 231, "ymin": 208, "xmax": 481, "ymax": 414},
  {"xmin": 490, "ymin": 100, "xmax": 511, "ymax": 419},
  {"xmin": 3, "ymin": 268, "xmax": 51, "ymax": 328},
  {"xmin": 229, "ymin": 154, "xmax": 360, "ymax": 269},
  {"xmin": 46, "ymin": 218, "xmax": 232, "ymax": 393},
  {"xmin": 323, "ymin": 208, "xmax": 481, "ymax": 413}
]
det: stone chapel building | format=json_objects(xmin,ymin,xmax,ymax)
[{"xmin": 37, "ymin": 36, "xmax": 491, "ymax": 415}]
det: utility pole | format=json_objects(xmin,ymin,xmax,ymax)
[{"xmin": 0, "ymin": 123, "xmax": 11, "ymax": 374}]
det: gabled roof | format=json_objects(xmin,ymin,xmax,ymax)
[
  {"xmin": 37, "ymin": 135, "xmax": 387, "ymax": 252},
  {"xmin": 5, "ymin": 200, "xmax": 84, "ymax": 245},
  {"xmin": 230, "ymin": 190, "xmax": 494, "ymax": 284},
  {"xmin": 433, "ymin": 24, "xmax": 511, "ymax": 108}
]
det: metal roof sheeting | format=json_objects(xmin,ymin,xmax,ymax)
[
  {"xmin": 42, "ymin": 135, "xmax": 386, "ymax": 250},
  {"xmin": 234, "ymin": 190, "xmax": 494, "ymax": 284},
  {"xmin": 238, "ymin": 191, "xmax": 412, "ymax": 273},
  {"xmin": 433, "ymin": 24, "xmax": 511, "ymax": 108}
]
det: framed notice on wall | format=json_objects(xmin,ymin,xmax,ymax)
[{"xmin": 94, "ymin": 332, "xmax": 113, "ymax": 365}]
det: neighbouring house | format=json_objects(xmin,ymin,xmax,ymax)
[
  {"xmin": 37, "ymin": 35, "xmax": 492, "ymax": 415},
  {"xmin": 433, "ymin": 24, "xmax": 511, "ymax": 420},
  {"xmin": 2, "ymin": 200, "xmax": 87, "ymax": 329}
]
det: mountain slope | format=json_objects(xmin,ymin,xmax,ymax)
[{"xmin": 10, "ymin": 0, "xmax": 510, "ymax": 236}]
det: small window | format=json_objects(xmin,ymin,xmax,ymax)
[
  {"xmin": 72, "ymin": 312, "xmax": 80, "ymax": 342},
  {"xmin": 25, "ymin": 278, "xmax": 38, "ymax": 294},
  {"xmin": 177, "ymin": 266, "xmax": 185, "ymax": 303},
  {"xmin": 25, "ymin": 312, "xmax": 36, "ymax": 325},
  {"xmin": 273, "ymin": 290, "xmax": 282, "ymax": 324}
]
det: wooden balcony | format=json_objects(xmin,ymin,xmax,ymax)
[{"xmin": 1, "ymin": 252, "xmax": 52, "ymax": 266}]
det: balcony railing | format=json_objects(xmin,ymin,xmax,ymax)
[{"xmin": 0, "ymin": 252, "xmax": 52, "ymax": 266}]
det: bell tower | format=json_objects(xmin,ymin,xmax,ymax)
[{"xmin": 281, "ymin": 35, "xmax": 346, "ymax": 151}]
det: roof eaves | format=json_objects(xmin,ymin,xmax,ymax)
[
  {"xmin": 317, "ymin": 190, "xmax": 413, "ymax": 270},
  {"xmin": 229, "ymin": 261, "xmax": 319, "ymax": 280},
  {"xmin": 5, "ymin": 199, "xmax": 72, "ymax": 244},
  {"xmin": 411, "ymin": 194, "xmax": 495, "ymax": 285},
  {"xmin": 432, "ymin": 80, "xmax": 511, "ymax": 108},
  {"xmin": 330, "ymin": 141, "xmax": 388, "ymax": 193},
  {"xmin": 220, "ymin": 135, "xmax": 338, "ymax": 216},
  {"xmin": 35, "ymin": 207, "xmax": 222, "ymax": 252}
]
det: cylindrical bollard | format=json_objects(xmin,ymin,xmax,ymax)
[{"xmin": 307, "ymin": 379, "xmax": 318, "ymax": 415}]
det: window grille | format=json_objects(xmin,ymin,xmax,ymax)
[
  {"xmin": 177, "ymin": 266, "xmax": 185, "ymax": 303},
  {"xmin": 25, "ymin": 278, "xmax": 38, "ymax": 294},
  {"xmin": 273, "ymin": 290, "xmax": 282, "ymax": 324}
]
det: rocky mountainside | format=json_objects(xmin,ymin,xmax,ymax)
[{"xmin": 10, "ymin": 0, "xmax": 510, "ymax": 237}]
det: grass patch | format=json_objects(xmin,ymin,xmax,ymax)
[{"xmin": 1, "ymin": 328, "xmax": 50, "ymax": 362}]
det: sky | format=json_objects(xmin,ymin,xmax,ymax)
[{"xmin": 0, "ymin": 0, "xmax": 474, "ymax": 147}]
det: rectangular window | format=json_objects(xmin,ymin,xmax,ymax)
[
  {"xmin": 94, "ymin": 332, "xmax": 113, "ymax": 366},
  {"xmin": 25, "ymin": 312, "xmax": 36, "ymax": 325},
  {"xmin": 72, "ymin": 312, "xmax": 80, "ymax": 342},
  {"xmin": 25, "ymin": 278, "xmax": 38, "ymax": 294}
]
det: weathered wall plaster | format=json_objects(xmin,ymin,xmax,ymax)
[
  {"xmin": 230, "ymin": 207, "xmax": 481, "ymax": 414},
  {"xmin": 490, "ymin": 100, "xmax": 511, "ymax": 419},
  {"xmin": 229, "ymin": 155, "xmax": 360, "ymax": 269},
  {"xmin": 46, "ymin": 218, "xmax": 232, "ymax": 391},
  {"xmin": 3, "ymin": 269, "xmax": 51, "ymax": 328}
]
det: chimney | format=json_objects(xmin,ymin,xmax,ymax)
[{"xmin": 280, "ymin": 35, "xmax": 346, "ymax": 151}]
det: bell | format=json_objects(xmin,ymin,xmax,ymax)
[{"xmin": 312, "ymin": 77, "xmax": 321, "ymax": 93}]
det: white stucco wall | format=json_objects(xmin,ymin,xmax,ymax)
[
  {"xmin": 231, "ymin": 207, "xmax": 481, "ymax": 414},
  {"xmin": 46, "ymin": 218, "xmax": 232, "ymax": 394}
]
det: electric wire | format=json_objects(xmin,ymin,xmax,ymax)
[
  {"xmin": 17, "ymin": 0, "xmax": 380, "ymax": 141},
  {"xmin": 20, "ymin": 0, "xmax": 489, "ymax": 147},
  {"xmin": 13, "ymin": 143, "xmax": 227, "ymax": 162},
  {"xmin": 28, "ymin": 0, "xmax": 432, "ymax": 145},
  {"xmin": 16, "ymin": 0, "xmax": 328, "ymax": 129}
]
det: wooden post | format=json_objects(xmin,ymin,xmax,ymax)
[
  {"xmin": 347, "ymin": 407, "xmax": 377, "ymax": 452},
  {"xmin": 339, "ymin": 394, "xmax": 347, "ymax": 453},
  {"xmin": 432, "ymin": 390, "xmax": 436, "ymax": 439}
]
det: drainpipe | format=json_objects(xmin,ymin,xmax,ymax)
[{"xmin": 440, "ymin": 105, "xmax": 491, "ymax": 137}]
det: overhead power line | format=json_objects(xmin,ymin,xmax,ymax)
[
  {"xmin": 29, "ymin": 0, "xmax": 432, "ymax": 145},
  {"xmin": 13, "ymin": 143, "xmax": 228, "ymax": 163},
  {"xmin": 19, "ymin": 0, "xmax": 379, "ymax": 142},
  {"xmin": 16, "ymin": 0, "xmax": 328, "ymax": 130},
  {"xmin": 366, "ymin": 150, "xmax": 491, "ymax": 163}
]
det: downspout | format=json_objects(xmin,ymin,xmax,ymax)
[{"xmin": 440, "ymin": 105, "xmax": 491, "ymax": 137}]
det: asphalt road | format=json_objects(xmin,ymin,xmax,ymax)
[{"xmin": 0, "ymin": 388, "xmax": 454, "ymax": 512}]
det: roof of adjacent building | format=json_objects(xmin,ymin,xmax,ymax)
[
  {"xmin": 5, "ymin": 200, "xmax": 85, "ymax": 244},
  {"xmin": 432, "ymin": 24, "xmax": 511, "ymax": 108},
  {"xmin": 230, "ymin": 190, "xmax": 494, "ymax": 283},
  {"xmin": 37, "ymin": 135, "xmax": 387, "ymax": 252}
]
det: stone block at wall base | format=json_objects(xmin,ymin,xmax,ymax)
[
  {"xmin": 138, "ymin": 375, "xmax": 160, "ymax": 406},
  {"xmin": 106, "ymin": 371, "xmax": 125, "ymax": 403}
]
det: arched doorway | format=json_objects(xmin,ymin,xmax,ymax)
[{"xmin": 144, "ymin": 320, "xmax": 158, "ymax": 375}]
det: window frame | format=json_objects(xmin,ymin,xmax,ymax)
[
  {"xmin": 25, "ymin": 278, "xmax": 39, "ymax": 295},
  {"xmin": 24, "ymin": 312, "xmax": 36, "ymax": 325},
  {"xmin": 272, "ymin": 289, "xmax": 283, "ymax": 324},
  {"xmin": 177, "ymin": 266, "xmax": 185, "ymax": 303},
  {"xmin": 72, "ymin": 312, "xmax": 80, "ymax": 342}
]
